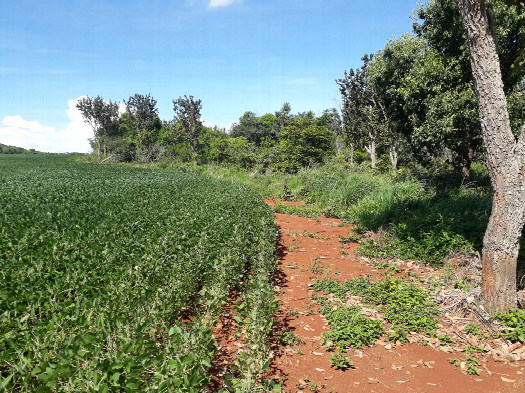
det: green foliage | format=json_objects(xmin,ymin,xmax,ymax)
[
  {"xmin": 438, "ymin": 334, "xmax": 454, "ymax": 346},
  {"xmin": 495, "ymin": 308, "xmax": 525, "ymax": 342},
  {"xmin": 329, "ymin": 349, "xmax": 353, "ymax": 370},
  {"xmin": 313, "ymin": 276, "xmax": 439, "ymax": 341},
  {"xmin": 319, "ymin": 304, "xmax": 384, "ymax": 350},
  {"xmin": 464, "ymin": 324, "xmax": 481, "ymax": 335},
  {"xmin": 0, "ymin": 154, "xmax": 276, "ymax": 392},
  {"xmin": 276, "ymin": 119, "xmax": 335, "ymax": 173},
  {"xmin": 279, "ymin": 331, "xmax": 305, "ymax": 346}
]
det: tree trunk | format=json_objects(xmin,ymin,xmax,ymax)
[
  {"xmin": 455, "ymin": 0, "xmax": 525, "ymax": 311},
  {"xmin": 389, "ymin": 140, "xmax": 398, "ymax": 170},
  {"xmin": 461, "ymin": 147, "xmax": 474, "ymax": 184},
  {"xmin": 365, "ymin": 131, "xmax": 377, "ymax": 169},
  {"xmin": 96, "ymin": 137, "xmax": 101, "ymax": 162},
  {"xmin": 349, "ymin": 142, "xmax": 354, "ymax": 166}
]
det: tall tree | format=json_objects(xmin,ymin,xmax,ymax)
[
  {"xmin": 454, "ymin": 0, "xmax": 525, "ymax": 311},
  {"xmin": 123, "ymin": 93, "xmax": 159, "ymax": 132},
  {"xmin": 367, "ymin": 35, "xmax": 426, "ymax": 170},
  {"xmin": 414, "ymin": 0, "xmax": 524, "ymax": 181},
  {"xmin": 123, "ymin": 93, "xmax": 161, "ymax": 157},
  {"xmin": 76, "ymin": 96, "xmax": 120, "ymax": 161},
  {"xmin": 337, "ymin": 55, "xmax": 383, "ymax": 168},
  {"xmin": 173, "ymin": 95, "xmax": 203, "ymax": 161}
]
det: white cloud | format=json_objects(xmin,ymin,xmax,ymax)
[
  {"xmin": 201, "ymin": 118, "xmax": 214, "ymax": 128},
  {"xmin": 0, "ymin": 97, "xmax": 93, "ymax": 153},
  {"xmin": 208, "ymin": 0, "xmax": 242, "ymax": 9}
]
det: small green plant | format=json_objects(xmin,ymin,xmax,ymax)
[
  {"xmin": 465, "ymin": 323, "xmax": 481, "ymax": 335},
  {"xmin": 308, "ymin": 382, "xmax": 324, "ymax": 392},
  {"xmin": 374, "ymin": 261, "xmax": 402, "ymax": 273},
  {"xmin": 466, "ymin": 365, "xmax": 480, "ymax": 375},
  {"xmin": 340, "ymin": 231, "xmax": 362, "ymax": 243},
  {"xmin": 288, "ymin": 235, "xmax": 302, "ymax": 251},
  {"xmin": 448, "ymin": 357, "xmax": 461, "ymax": 366},
  {"xmin": 280, "ymin": 331, "xmax": 305, "ymax": 346},
  {"xmin": 438, "ymin": 334, "xmax": 454, "ymax": 346},
  {"xmin": 302, "ymin": 230, "xmax": 318, "ymax": 238},
  {"xmin": 464, "ymin": 345, "xmax": 486, "ymax": 354},
  {"xmin": 319, "ymin": 304, "xmax": 384, "ymax": 349},
  {"xmin": 329, "ymin": 349, "xmax": 354, "ymax": 370},
  {"xmin": 309, "ymin": 258, "xmax": 322, "ymax": 274},
  {"xmin": 495, "ymin": 308, "xmax": 525, "ymax": 342},
  {"xmin": 387, "ymin": 326, "xmax": 409, "ymax": 344},
  {"xmin": 465, "ymin": 356, "xmax": 481, "ymax": 366}
]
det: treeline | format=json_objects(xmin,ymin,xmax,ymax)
[
  {"xmin": 77, "ymin": 93, "xmax": 341, "ymax": 173},
  {"xmin": 80, "ymin": 0, "xmax": 524, "ymax": 180},
  {"xmin": 0, "ymin": 143, "xmax": 37, "ymax": 154}
]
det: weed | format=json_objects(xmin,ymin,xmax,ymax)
[
  {"xmin": 309, "ymin": 382, "xmax": 324, "ymax": 392},
  {"xmin": 464, "ymin": 345, "xmax": 487, "ymax": 354},
  {"xmin": 387, "ymin": 327, "xmax": 409, "ymax": 344},
  {"xmin": 340, "ymin": 231, "xmax": 362, "ymax": 243},
  {"xmin": 280, "ymin": 331, "xmax": 305, "ymax": 346},
  {"xmin": 319, "ymin": 304, "xmax": 384, "ymax": 349},
  {"xmin": 465, "ymin": 323, "xmax": 481, "ymax": 335},
  {"xmin": 466, "ymin": 365, "xmax": 480, "ymax": 375},
  {"xmin": 465, "ymin": 356, "xmax": 481, "ymax": 366},
  {"xmin": 448, "ymin": 358, "xmax": 461, "ymax": 366},
  {"xmin": 309, "ymin": 258, "xmax": 322, "ymax": 274},
  {"xmin": 329, "ymin": 349, "xmax": 354, "ymax": 370},
  {"xmin": 288, "ymin": 235, "xmax": 302, "ymax": 251},
  {"xmin": 495, "ymin": 308, "xmax": 525, "ymax": 342},
  {"xmin": 374, "ymin": 261, "xmax": 402, "ymax": 273},
  {"xmin": 302, "ymin": 230, "xmax": 318, "ymax": 238},
  {"xmin": 438, "ymin": 334, "xmax": 455, "ymax": 346}
]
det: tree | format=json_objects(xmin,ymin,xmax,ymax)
[
  {"xmin": 230, "ymin": 112, "xmax": 265, "ymax": 144},
  {"xmin": 337, "ymin": 55, "xmax": 384, "ymax": 168},
  {"xmin": 277, "ymin": 117, "xmax": 334, "ymax": 173},
  {"xmin": 454, "ymin": 0, "xmax": 525, "ymax": 311},
  {"xmin": 173, "ymin": 95, "xmax": 203, "ymax": 161},
  {"xmin": 123, "ymin": 94, "xmax": 162, "ymax": 159},
  {"xmin": 367, "ymin": 35, "xmax": 426, "ymax": 170},
  {"xmin": 76, "ymin": 96, "xmax": 120, "ymax": 161},
  {"xmin": 413, "ymin": 0, "xmax": 524, "ymax": 181}
]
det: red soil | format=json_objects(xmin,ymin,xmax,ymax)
[{"xmin": 264, "ymin": 200, "xmax": 525, "ymax": 393}]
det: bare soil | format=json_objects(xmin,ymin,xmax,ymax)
[{"xmin": 263, "ymin": 199, "xmax": 525, "ymax": 393}]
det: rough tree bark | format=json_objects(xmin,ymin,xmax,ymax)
[
  {"xmin": 365, "ymin": 130, "xmax": 377, "ymax": 169},
  {"xmin": 389, "ymin": 141, "xmax": 398, "ymax": 170},
  {"xmin": 455, "ymin": 0, "xmax": 525, "ymax": 311}
]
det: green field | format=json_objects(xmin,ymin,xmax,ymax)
[{"xmin": 0, "ymin": 154, "xmax": 277, "ymax": 392}]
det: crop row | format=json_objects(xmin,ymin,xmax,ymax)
[{"xmin": 0, "ymin": 155, "xmax": 277, "ymax": 392}]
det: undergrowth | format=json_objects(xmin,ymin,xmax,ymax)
[{"xmin": 312, "ymin": 276, "xmax": 439, "ymax": 351}]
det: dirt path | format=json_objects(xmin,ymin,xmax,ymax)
[{"xmin": 266, "ymin": 200, "xmax": 525, "ymax": 393}]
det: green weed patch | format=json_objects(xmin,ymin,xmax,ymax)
[{"xmin": 312, "ymin": 276, "xmax": 439, "ymax": 350}]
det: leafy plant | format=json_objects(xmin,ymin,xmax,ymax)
[
  {"xmin": 329, "ymin": 349, "xmax": 354, "ymax": 370},
  {"xmin": 280, "ymin": 331, "xmax": 305, "ymax": 346},
  {"xmin": 495, "ymin": 308, "xmax": 525, "ymax": 343},
  {"xmin": 465, "ymin": 323, "xmax": 481, "ymax": 335}
]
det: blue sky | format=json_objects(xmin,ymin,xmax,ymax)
[{"xmin": 0, "ymin": 0, "xmax": 420, "ymax": 152}]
